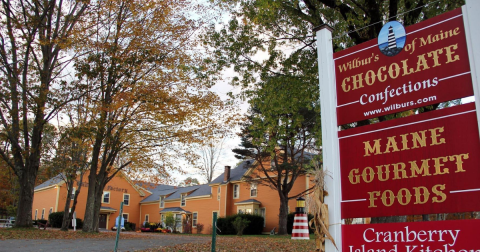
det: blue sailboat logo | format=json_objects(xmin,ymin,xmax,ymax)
[{"xmin": 378, "ymin": 21, "xmax": 406, "ymax": 57}]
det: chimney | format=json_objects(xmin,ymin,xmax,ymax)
[{"xmin": 223, "ymin": 166, "xmax": 231, "ymax": 182}]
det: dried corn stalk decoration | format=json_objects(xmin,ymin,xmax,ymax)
[{"xmin": 306, "ymin": 163, "xmax": 338, "ymax": 252}]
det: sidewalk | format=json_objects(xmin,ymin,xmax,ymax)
[{"xmin": 0, "ymin": 231, "xmax": 210, "ymax": 252}]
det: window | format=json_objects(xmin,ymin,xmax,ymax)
[
  {"xmin": 102, "ymin": 191, "xmax": 110, "ymax": 203},
  {"xmin": 122, "ymin": 213, "xmax": 129, "ymax": 223},
  {"xmin": 238, "ymin": 209, "xmax": 243, "ymax": 214},
  {"xmin": 49, "ymin": 207, "xmax": 53, "ymax": 216},
  {"xmin": 41, "ymin": 209, "xmax": 45, "ymax": 219},
  {"xmin": 34, "ymin": 209, "xmax": 38, "ymax": 220},
  {"xmin": 192, "ymin": 212, "xmax": 198, "ymax": 227},
  {"xmin": 250, "ymin": 183, "xmax": 257, "ymax": 197},
  {"xmin": 123, "ymin": 194, "xmax": 130, "ymax": 206},
  {"xmin": 71, "ymin": 188, "xmax": 76, "ymax": 200},
  {"xmin": 181, "ymin": 194, "xmax": 186, "ymax": 207},
  {"xmin": 160, "ymin": 196, "xmax": 165, "ymax": 208},
  {"xmin": 245, "ymin": 209, "xmax": 252, "ymax": 214},
  {"xmin": 233, "ymin": 184, "xmax": 239, "ymax": 199},
  {"xmin": 254, "ymin": 209, "xmax": 258, "ymax": 215},
  {"xmin": 217, "ymin": 187, "xmax": 221, "ymax": 200},
  {"xmin": 145, "ymin": 214, "xmax": 149, "ymax": 223}
]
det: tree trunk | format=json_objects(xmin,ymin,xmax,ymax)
[
  {"xmin": 92, "ymin": 187, "xmax": 105, "ymax": 231},
  {"xmin": 82, "ymin": 170, "xmax": 98, "ymax": 232},
  {"xmin": 277, "ymin": 193, "xmax": 289, "ymax": 235},
  {"xmin": 61, "ymin": 181, "xmax": 74, "ymax": 231},
  {"xmin": 15, "ymin": 167, "xmax": 37, "ymax": 227}
]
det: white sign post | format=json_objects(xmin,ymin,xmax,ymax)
[
  {"xmin": 72, "ymin": 211, "xmax": 77, "ymax": 231},
  {"xmin": 463, "ymin": 0, "xmax": 480, "ymax": 136},
  {"xmin": 314, "ymin": 24, "xmax": 343, "ymax": 252}
]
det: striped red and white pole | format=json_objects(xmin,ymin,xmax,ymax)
[
  {"xmin": 292, "ymin": 197, "xmax": 309, "ymax": 240},
  {"xmin": 291, "ymin": 213, "xmax": 309, "ymax": 239}
]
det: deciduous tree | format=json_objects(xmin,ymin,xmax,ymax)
[
  {"xmin": 233, "ymin": 76, "xmax": 320, "ymax": 235},
  {"xmin": 74, "ymin": 0, "xmax": 228, "ymax": 232},
  {"xmin": 0, "ymin": 0, "xmax": 89, "ymax": 227},
  {"xmin": 196, "ymin": 137, "xmax": 226, "ymax": 183},
  {"xmin": 206, "ymin": 0, "xmax": 465, "ymax": 227}
]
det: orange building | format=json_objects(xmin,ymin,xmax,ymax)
[
  {"xmin": 32, "ymin": 171, "xmax": 149, "ymax": 230},
  {"xmin": 33, "ymin": 160, "xmax": 313, "ymax": 233},
  {"xmin": 139, "ymin": 160, "xmax": 314, "ymax": 234}
]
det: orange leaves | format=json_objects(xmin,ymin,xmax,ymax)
[{"xmin": 143, "ymin": 236, "xmax": 316, "ymax": 252}]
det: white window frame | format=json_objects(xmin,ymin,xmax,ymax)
[
  {"xmin": 159, "ymin": 196, "xmax": 165, "ymax": 208},
  {"xmin": 41, "ymin": 208, "xmax": 45, "ymax": 219},
  {"xmin": 233, "ymin": 184, "xmax": 239, "ymax": 199},
  {"xmin": 181, "ymin": 193, "xmax": 186, "ymax": 207},
  {"xmin": 145, "ymin": 214, "xmax": 149, "ymax": 223},
  {"xmin": 49, "ymin": 207, "xmax": 53, "ymax": 216},
  {"xmin": 122, "ymin": 213, "xmax": 129, "ymax": 223},
  {"xmin": 192, "ymin": 212, "xmax": 198, "ymax": 227},
  {"xmin": 34, "ymin": 209, "xmax": 38, "ymax": 220},
  {"xmin": 123, "ymin": 193, "xmax": 130, "ymax": 206},
  {"xmin": 250, "ymin": 183, "xmax": 257, "ymax": 197},
  {"xmin": 217, "ymin": 187, "xmax": 221, "ymax": 200},
  {"xmin": 102, "ymin": 191, "xmax": 110, "ymax": 204},
  {"xmin": 71, "ymin": 187, "xmax": 76, "ymax": 200}
]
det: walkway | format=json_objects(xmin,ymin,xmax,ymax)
[{"xmin": 0, "ymin": 232, "xmax": 210, "ymax": 252}]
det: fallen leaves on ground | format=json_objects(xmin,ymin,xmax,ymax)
[
  {"xmin": 142, "ymin": 235, "xmax": 316, "ymax": 252},
  {"xmin": 0, "ymin": 228, "xmax": 142, "ymax": 240}
]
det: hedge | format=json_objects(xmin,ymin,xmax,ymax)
[
  {"xmin": 49, "ymin": 212, "xmax": 64, "ymax": 227},
  {"xmin": 216, "ymin": 213, "xmax": 264, "ymax": 235},
  {"xmin": 125, "ymin": 222, "xmax": 136, "ymax": 231},
  {"xmin": 287, "ymin": 212, "xmax": 315, "ymax": 234},
  {"xmin": 48, "ymin": 211, "xmax": 83, "ymax": 229}
]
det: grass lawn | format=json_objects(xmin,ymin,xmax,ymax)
[{"xmin": 141, "ymin": 234, "xmax": 317, "ymax": 252}]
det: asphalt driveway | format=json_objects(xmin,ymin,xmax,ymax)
[{"xmin": 0, "ymin": 233, "xmax": 210, "ymax": 252}]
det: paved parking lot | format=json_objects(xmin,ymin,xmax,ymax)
[{"xmin": 0, "ymin": 233, "xmax": 210, "ymax": 252}]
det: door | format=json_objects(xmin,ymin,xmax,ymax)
[
  {"xmin": 99, "ymin": 214, "xmax": 107, "ymax": 229},
  {"xmin": 175, "ymin": 214, "xmax": 182, "ymax": 233}
]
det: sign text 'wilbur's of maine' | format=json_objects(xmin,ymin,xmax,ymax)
[
  {"xmin": 338, "ymin": 103, "xmax": 480, "ymax": 219},
  {"xmin": 334, "ymin": 8, "xmax": 472, "ymax": 126},
  {"xmin": 343, "ymin": 219, "xmax": 480, "ymax": 252}
]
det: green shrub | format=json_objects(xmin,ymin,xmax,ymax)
[
  {"xmin": 125, "ymin": 222, "xmax": 135, "ymax": 231},
  {"xmin": 164, "ymin": 212, "xmax": 175, "ymax": 229},
  {"xmin": 48, "ymin": 211, "xmax": 83, "ymax": 229},
  {"xmin": 287, "ymin": 212, "xmax": 315, "ymax": 234},
  {"xmin": 217, "ymin": 213, "xmax": 264, "ymax": 235},
  {"xmin": 48, "ymin": 212, "xmax": 64, "ymax": 228},
  {"xmin": 232, "ymin": 217, "xmax": 250, "ymax": 236}
]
